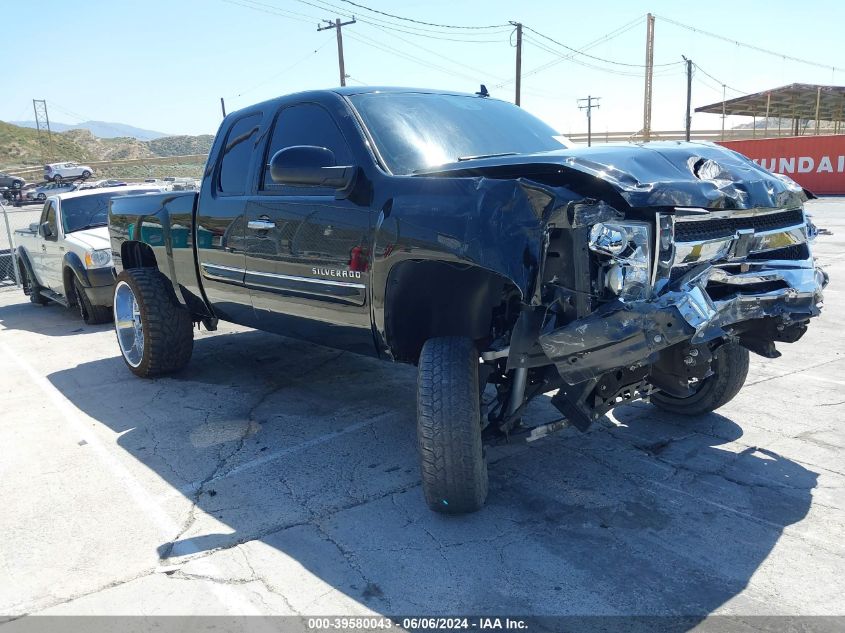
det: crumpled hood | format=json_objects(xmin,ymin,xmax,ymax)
[
  {"xmin": 66, "ymin": 226, "xmax": 110, "ymax": 251},
  {"xmin": 416, "ymin": 141, "xmax": 809, "ymax": 210}
]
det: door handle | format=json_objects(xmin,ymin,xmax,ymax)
[{"xmin": 248, "ymin": 220, "xmax": 276, "ymax": 230}]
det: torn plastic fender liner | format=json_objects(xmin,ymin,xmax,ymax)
[
  {"xmin": 384, "ymin": 176, "xmax": 619, "ymax": 300},
  {"xmin": 538, "ymin": 301, "xmax": 696, "ymax": 385}
]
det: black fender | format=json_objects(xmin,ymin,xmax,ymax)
[
  {"xmin": 62, "ymin": 252, "xmax": 90, "ymax": 288},
  {"xmin": 15, "ymin": 246, "xmax": 41, "ymax": 289}
]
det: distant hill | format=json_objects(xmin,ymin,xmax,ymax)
[
  {"xmin": 10, "ymin": 119, "xmax": 172, "ymax": 141},
  {"xmin": 148, "ymin": 134, "xmax": 215, "ymax": 156},
  {"xmin": 0, "ymin": 121, "xmax": 211, "ymax": 180}
]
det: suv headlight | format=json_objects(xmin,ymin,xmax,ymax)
[
  {"xmin": 589, "ymin": 221, "xmax": 652, "ymax": 302},
  {"xmin": 85, "ymin": 249, "xmax": 112, "ymax": 268}
]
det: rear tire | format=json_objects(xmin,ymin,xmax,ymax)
[
  {"xmin": 417, "ymin": 336, "xmax": 488, "ymax": 514},
  {"xmin": 113, "ymin": 268, "xmax": 194, "ymax": 377},
  {"xmin": 73, "ymin": 277, "xmax": 111, "ymax": 324},
  {"xmin": 82, "ymin": 170, "xmax": 91, "ymax": 179},
  {"xmin": 651, "ymin": 343, "xmax": 749, "ymax": 416},
  {"xmin": 18, "ymin": 258, "xmax": 49, "ymax": 305},
  {"xmin": 12, "ymin": 180, "xmax": 23, "ymax": 190},
  {"xmin": 53, "ymin": 175, "xmax": 62, "ymax": 183}
]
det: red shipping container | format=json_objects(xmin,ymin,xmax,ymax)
[{"xmin": 718, "ymin": 135, "xmax": 845, "ymax": 195}]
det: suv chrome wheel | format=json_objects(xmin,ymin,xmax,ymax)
[{"xmin": 114, "ymin": 281, "xmax": 144, "ymax": 367}]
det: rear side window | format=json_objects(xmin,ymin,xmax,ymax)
[
  {"xmin": 261, "ymin": 103, "xmax": 352, "ymax": 191},
  {"xmin": 218, "ymin": 113, "xmax": 263, "ymax": 195}
]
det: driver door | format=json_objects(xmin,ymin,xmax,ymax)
[
  {"xmin": 243, "ymin": 102, "xmax": 375, "ymax": 355},
  {"xmin": 39, "ymin": 199, "xmax": 64, "ymax": 291}
]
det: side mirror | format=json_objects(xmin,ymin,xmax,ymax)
[
  {"xmin": 269, "ymin": 146, "xmax": 357, "ymax": 192},
  {"xmin": 29, "ymin": 223, "xmax": 39, "ymax": 233},
  {"xmin": 39, "ymin": 222, "xmax": 54, "ymax": 239}
]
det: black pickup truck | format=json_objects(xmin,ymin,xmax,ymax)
[{"xmin": 108, "ymin": 87, "xmax": 827, "ymax": 513}]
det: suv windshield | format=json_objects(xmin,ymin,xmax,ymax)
[
  {"xmin": 347, "ymin": 92, "xmax": 571, "ymax": 175},
  {"xmin": 62, "ymin": 190, "xmax": 155, "ymax": 233}
]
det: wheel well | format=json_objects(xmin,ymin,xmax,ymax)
[
  {"xmin": 120, "ymin": 240, "xmax": 157, "ymax": 269},
  {"xmin": 384, "ymin": 260, "xmax": 519, "ymax": 363},
  {"xmin": 63, "ymin": 267, "xmax": 78, "ymax": 306}
]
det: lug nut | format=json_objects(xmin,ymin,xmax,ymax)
[
  {"xmin": 653, "ymin": 334, "xmax": 663, "ymax": 343},
  {"xmin": 684, "ymin": 356, "xmax": 695, "ymax": 365},
  {"xmin": 689, "ymin": 349, "xmax": 699, "ymax": 357}
]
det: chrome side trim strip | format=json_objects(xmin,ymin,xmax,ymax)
[
  {"xmin": 246, "ymin": 269, "xmax": 366, "ymax": 289},
  {"xmin": 201, "ymin": 262, "xmax": 366, "ymax": 289}
]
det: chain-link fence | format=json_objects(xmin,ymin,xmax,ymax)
[{"xmin": 1, "ymin": 200, "xmax": 43, "ymax": 291}]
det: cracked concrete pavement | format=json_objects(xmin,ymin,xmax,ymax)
[{"xmin": 0, "ymin": 198, "xmax": 842, "ymax": 620}]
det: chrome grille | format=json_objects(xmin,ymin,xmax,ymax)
[{"xmin": 674, "ymin": 209, "xmax": 805, "ymax": 243}]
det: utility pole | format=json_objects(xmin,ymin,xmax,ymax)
[
  {"xmin": 318, "ymin": 17, "xmax": 356, "ymax": 87},
  {"xmin": 578, "ymin": 96, "xmax": 600, "ymax": 146},
  {"xmin": 642, "ymin": 13, "xmax": 655, "ymax": 141},
  {"xmin": 32, "ymin": 99, "xmax": 54, "ymax": 163},
  {"xmin": 511, "ymin": 22, "xmax": 523, "ymax": 106},
  {"xmin": 220, "ymin": 97, "xmax": 227, "ymax": 118},
  {"xmin": 682, "ymin": 56, "xmax": 692, "ymax": 141},
  {"xmin": 721, "ymin": 84, "xmax": 726, "ymax": 141}
]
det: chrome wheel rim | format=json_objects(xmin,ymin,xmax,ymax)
[{"xmin": 114, "ymin": 281, "xmax": 144, "ymax": 367}]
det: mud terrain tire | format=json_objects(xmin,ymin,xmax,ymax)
[{"xmin": 113, "ymin": 268, "xmax": 193, "ymax": 378}]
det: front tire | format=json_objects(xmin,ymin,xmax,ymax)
[
  {"xmin": 52, "ymin": 175, "xmax": 62, "ymax": 183},
  {"xmin": 417, "ymin": 336, "xmax": 488, "ymax": 514},
  {"xmin": 113, "ymin": 268, "xmax": 194, "ymax": 377},
  {"xmin": 73, "ymin": 278, "xmax": 111, "ymax": 324},
  {"xmin": 651, "ymin": 343, "xmax": 749, "ymax": 416},
  {"xmin": 82, "ymin": 170, "xmax": 91, "ymax": 179}
]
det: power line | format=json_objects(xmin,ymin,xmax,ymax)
[
  {"xmin": 656, "ymin": 14, "xmax": 844, "ymax": 74},
  {"xmin": 234, "ymin": 39, "xmax": 334, "ymax": 98},
  {"xmin": 692, "ymin": 62, "xmax": 746, "ymax": 96},
  {"xmin": 357, "ymin": 19, "xmax": 508, "ymax": 82},
  {"xmin": 492, "ymin": 15, "xmax": 646, "ymax": 88},
  {"xmin": 292, "ymin": 0, "xmax": 510, "ymax": 41},
  {"xmin": 343, "ymin": 32, "xmax": 481, "ymax": 83},
  {"xmin": 522, "ymin": 36, "xmax": 682, "ymax": 78},
  {"xmin": 222, "ymin": 0, "xmax": 320, "ymax": 25},
  {"xmin": 336, "ymin": 0, "xmax": 508, "ymax": 29},
  {"xmin": 522, "ymin": 24, "xmax": 680, "ymax": 68}
]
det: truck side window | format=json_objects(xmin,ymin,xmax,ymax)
[
  {"xmin": 42, "ymin": 201, "xmax": 58, "ymax": 238},
  {"xmin": 218, "ymin": 113, "xmax": 263, "ymax": 195},
  {"xmin": 261, "ymin": 104, "xmax": 353, "ymax": 191}
]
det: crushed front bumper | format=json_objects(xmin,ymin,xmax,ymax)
[{"xmin": 538, "ymin": 257, "xmax": 827, "ymax": 385}]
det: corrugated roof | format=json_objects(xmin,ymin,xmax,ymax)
[{"xmin": 695, "ymin": 83, "xmax": 845, "ymax": 120}]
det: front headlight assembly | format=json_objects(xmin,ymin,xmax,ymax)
[
  {"xmin": 588, "ymin": 221, "xmax": 652, "ymax": 302},
  {"xmin": 85, "ymin": 249, "xmax": 112, "ymax": 268}
]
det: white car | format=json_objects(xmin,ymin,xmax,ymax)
[
  {"xmin": 14, "ymin": 187, "xmax": 163, "ymax": 323},
  {"xmin": 25, "ymin": 181, "xmax": 78, "ymax": 201},
  {"xmin": 44, "ymin": 162, "xmax": 95, "ymax": 182}
]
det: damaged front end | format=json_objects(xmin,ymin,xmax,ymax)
[{"xmin": 536, "ymin": 201, "xmax": 827, "ymax": 431}]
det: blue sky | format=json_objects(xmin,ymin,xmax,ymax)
[{"xmin": 4, "ymin": 0, "xmax": 844, "ymax": 137}]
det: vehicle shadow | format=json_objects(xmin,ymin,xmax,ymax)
[
  {"xmin": 0, "ymin": 293, "xmax": 108, "ymax": 336},
  {"xmin": 48, "ymin": 329, "xmax": 816, "ymax": 625}
]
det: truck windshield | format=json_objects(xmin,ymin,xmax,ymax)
[
  {"xmin": 62, "ymin": 190, "xmax": 156, "ymax": 233},
  {"xmin": 347, "ymin": 92, "xmax": 572, "ymax": 175}
]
